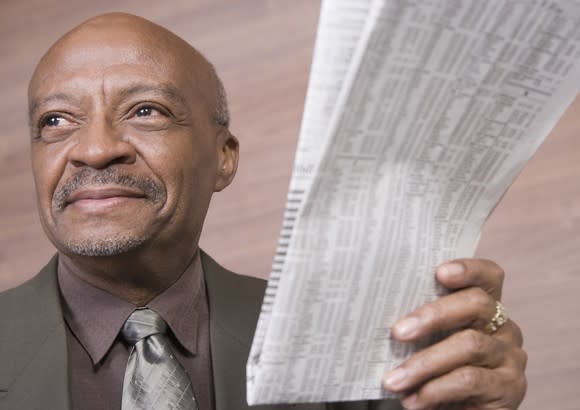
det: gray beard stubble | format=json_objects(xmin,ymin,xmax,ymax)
[{"xmin": 52, "ymin": 168, "xmax": 166, "ymax": 257}]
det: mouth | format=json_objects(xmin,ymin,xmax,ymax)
[{"xmin": 65, "ymin": 186, "xmax": 147, "ymax": 211}]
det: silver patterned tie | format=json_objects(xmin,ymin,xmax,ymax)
[{"xmin": 121, "ymin": 308, "xmax": 198, "ymax": 410}]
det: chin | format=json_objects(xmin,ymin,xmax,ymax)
[
  {"xmin": 66, "ymin": 239, "xmax": 145, "ymax": 257},
  {"xmin": 47, "ymin": 215, "xmax": 159, "ymax": 257},
  {"xmin": 55, "ymin": 232, "xmax": 149, "ymax": 257}
]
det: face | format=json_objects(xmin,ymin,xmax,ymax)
[{"xmin": 28, "ymin": 22, "xmax": 238, "ymax": 258}]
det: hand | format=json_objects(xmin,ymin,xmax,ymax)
[{"xmin": 382, "ymin": 259, "xmax": 527, "ymax": 410}]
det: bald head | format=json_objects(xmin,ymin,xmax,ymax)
[{"xmin": 29, "ymin": 12, "xmax": 229, "ymax": 127}]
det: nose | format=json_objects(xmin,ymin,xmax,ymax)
[{"xmin": 68, "ymin": 116, "xmax": 137, "ymax": 169}]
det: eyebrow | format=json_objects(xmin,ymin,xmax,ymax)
[
  {"xmin": 28, "ymin": 83, "xmax": 189, "ymax": 124},
  {"xmin": 29, "ymin": 93, "xmax": 78, "ymax": 124},
  {"xmin": 115, "ymin": 83, "xmax": 189, "ymax": 109}
]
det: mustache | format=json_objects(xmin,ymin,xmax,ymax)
[{"xmin": 53, "ymin": 168, "xmax": 166, "ymax": 210}]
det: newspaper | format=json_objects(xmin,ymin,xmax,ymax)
[{"xmin": 247, "ymin": 0, "xmax": 580, "ymax": 405}]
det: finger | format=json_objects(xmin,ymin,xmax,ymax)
[
  {"xmin": 493, "ymin": 319, "xmax": 524, "ymax": 348},
  {"xmin": 392, "ymin": 287, "xmax": 496, "ymax": 341},
  {"xmin": 399, "ymin": 365, "xmax": 525, "ymax": 410},
  {"xmin": 383, "ymin": 329, "xmax": 506, "ymax": 393},
  {"xmin": 436, "ymin": 259, "xmax": 504, "ymax": 300},
  {"xmin": 384, "ymin": 330, "xmax": 506, "ymax": 393}
]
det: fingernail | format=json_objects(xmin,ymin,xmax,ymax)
[
  {"xmin": 383, "ymin": 367, "xmax": 407, "ymax": 389},
  {"xmin": 395, "ymin": 317, "xmax": 420, "ymax": 338},
  {"xmin": 438, "ymin": 262, "xmax": 464, "ymax": 278}
]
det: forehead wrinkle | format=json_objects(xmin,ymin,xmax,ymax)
[
  {"xmin": 121, "ymin": 83, "xmax": 188, "ymax": 107},
  {"xmin": 108, "ymin": 83, "xmax": 189, "ymax": 109}
]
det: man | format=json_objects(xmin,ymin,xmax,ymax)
[{"xmin": 0, "ymin": 12, "xmax": 526, "ymax": 410}]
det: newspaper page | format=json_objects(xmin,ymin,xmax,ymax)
[
  {"xmin": 248, "ymin": 0, "xmax": 580, "ymax": 405},
  {"xmin": 248, "ymin": 0, "xmax": 381, "ymax": 395}
]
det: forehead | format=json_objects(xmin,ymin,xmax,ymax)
[{"xmin": 30, "ymin": 38, "xmax": 192, "ymax": 101}]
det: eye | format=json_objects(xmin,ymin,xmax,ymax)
[
  {"xmin": 133, "ymin": 105, "xmax": 167, "ymax": 118},
  {"xmin": 41, "ymin": 114, "xmax": 71, "ymax": 128},
  {"xmin": 136, "ymin": 106, "xmax": 156, "ymax": 117},
  {"xmin": 35, "ymin": 113, "xmax": 77, "ymax": 142},
  {"xmin": 127, "ymin": 104, "xmax": 172, "ymax": 130}
]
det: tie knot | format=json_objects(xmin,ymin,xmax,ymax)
[{"xmin": 121, "ymin": 308, "xmax": 168, "ymax": 345}]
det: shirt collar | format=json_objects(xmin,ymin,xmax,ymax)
[
  {"xmin": 57, "ymin": 251, "xmax": 204, "ymax": 365},
  {"xmin": 148, "ymin": 252, "xmax": 204, "ymax": 356}
]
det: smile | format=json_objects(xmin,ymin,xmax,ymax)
[{"xmin": 65, "ymin": 186, "xmax": 146, "ymax": 211}]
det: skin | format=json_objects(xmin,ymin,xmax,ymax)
[
  {"xmin": 29, "ymin": 13, "xmax": 238, "ymax": 305},
  {"xmin": 385, "ymin": 260, "xmax": 527, "ymax": 409},
  {"xmin": 28, "ymin": 13, "xmax": 526, "ymax": 409}
]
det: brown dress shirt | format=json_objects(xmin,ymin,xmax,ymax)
[{"xmin": 57, "ymin": 251, "xmax": 215, "ymax": 410}]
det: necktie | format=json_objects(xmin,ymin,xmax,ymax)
[{"xmin": 121, "ymin": 308, "xmax": 198, "ymax": 410}]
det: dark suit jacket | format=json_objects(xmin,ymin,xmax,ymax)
[{"xmin": 0, "ymin": 253, "xmax": 400, "ymax": 410}]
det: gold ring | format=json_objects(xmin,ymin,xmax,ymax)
[{"xmin": 484, "ymin": 301, "xmax": 508, "ymax": 334}]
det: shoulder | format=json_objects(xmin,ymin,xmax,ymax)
[
  {"xmin": 200, "ymin": 250, "xmax": 267, "ymax": 342},
  {"xmin": 0, "ymin": 256, "xmax": 61, "ymax": 323},
  {"xmin": 201, "ymin": 251, "xmax": 267, "ymax": 304},
  {"xmin": 0, "ymin": 256, "xmax": 64, "ymax": 388}
]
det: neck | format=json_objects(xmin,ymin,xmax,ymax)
[{"xmin": 58, "ymin": 243, "xmax": 199, "ymax": 306}]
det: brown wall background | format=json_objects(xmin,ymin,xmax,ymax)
[{"xmin": 0, "ymin": 1, "xmax": 578, "ymax": 409}]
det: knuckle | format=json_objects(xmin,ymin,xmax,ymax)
[
  {"xmin": 457, "ymin": 367, "xmax": 481, "ymax": 390},
  {"xmin": 501, "ymin": 349, "xmax": 528, "ymax": 405},
  {"xmin": 420, "ymin": 302, "xmax": 444, "ymax": 324},
  {"xmin": 460, "ymin": 329, "xmax": 489, "ymax": 358},
  {"xmin": 504, "ymin": 363, "xmax": 528, "ymax": 407},
  {"xmin": 415, "ymin": 383, "xmax": 437, "ymax": 405},
  {"xmin": 470, "ymin": 287, "xmax": 492, "ymax": 309},
  {"xmin": 510, "ymin": 321, "xmax": 524, "ymax": 347},
  {"xmin": 517, "ymin": 372, "xmax": 528, "ymax": 402},
  {"xmin": 408, "ymin": 351, "xmax": 431, "ymax": 373},
  {"xmin": 516, "ymin": 347, "xmax": 528, "ymax": 370}
]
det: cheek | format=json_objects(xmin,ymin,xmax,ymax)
[
  {"xmin": 31, "ymin": 143, "xmax": 69, "ymax": 211},
  {"xmin": 144, "ymin": 134, "xmax": 217, "ymax": 212}
]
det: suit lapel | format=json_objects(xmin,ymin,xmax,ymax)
[
  {"xmin": 0, "ymin": 256, "xmax": 70, "ymax": 410},
  {"xmin": 202, "ymin": 252, "xmax": 328, "ymax": 410},
  {"xmin": 202, "ymin": 251, "xmax": 266, "ymax": 410}
]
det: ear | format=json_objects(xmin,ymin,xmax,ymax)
[{"xmin": 214, "ymin": 128, "xmax": 239, "ymax": 192}]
